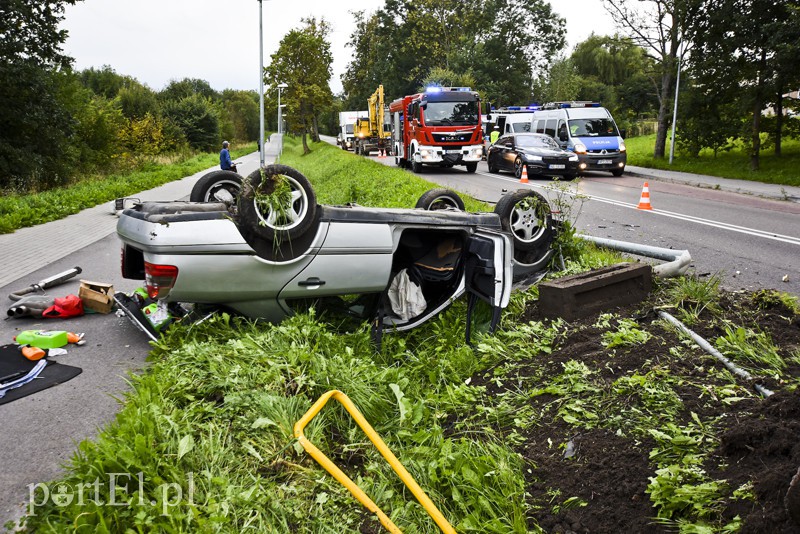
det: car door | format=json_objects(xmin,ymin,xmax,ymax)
[
  {"xmin": 501, "ymin": 136, "xmax": 516, "ymax": 171},
  {"xmin": 464, "ymin": 229, "xmax": 512, "ymax": 339},
  {"xmin": 277, "ymin": 222, "xmax": 394, "ymax": 303}
]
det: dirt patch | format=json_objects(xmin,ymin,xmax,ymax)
[{"xmin": 465, "ymin": 291, "xmax": 800, "ymax": 532}]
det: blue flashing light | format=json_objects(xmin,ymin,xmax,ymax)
[
  {"xmin": 426, "ymin": 86, "xmax": 443, "ymax": 93},
  {"xmin": 508, "ymin": 106, "xmax": 521, "ymax": 110},
  {"xmin": 526, "ymin": 105, "xmax": 541, "ymax": 110}
]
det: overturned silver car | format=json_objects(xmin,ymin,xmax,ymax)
[{"xmin": 116, "ymin": 165, "xmax": 557, "ymax": 339}]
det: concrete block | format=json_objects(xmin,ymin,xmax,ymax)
[{"xmin": 539, "ymin": 262, "xmax": 652, "ymax": 320}]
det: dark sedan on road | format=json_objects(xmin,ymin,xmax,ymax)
[{"xmin": 487, "ymin": 133, "xmax": 579, "ymax": 180}]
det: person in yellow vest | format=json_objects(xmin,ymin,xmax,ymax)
[{"xmin": 490, "ymin": 126, "xmax": 500, "ymax": 144}]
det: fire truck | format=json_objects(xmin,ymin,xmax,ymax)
[{"xmin": 388, "ymin": 87, "xmax": 484, "ymax": 173}]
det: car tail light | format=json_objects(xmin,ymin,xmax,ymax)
[{"xmin": 144, "ymin": 262, "xmax": 178, "ymax": 299}]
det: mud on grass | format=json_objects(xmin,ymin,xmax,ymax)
[{"xmin": 461, "ymin": 290, "xmax": 800, "ymax": 533}]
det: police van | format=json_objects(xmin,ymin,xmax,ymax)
[{"xmin": 531, "ymin": 102, "xmax": 626, "ymax": 176}]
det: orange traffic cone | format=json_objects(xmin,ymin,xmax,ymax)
[
  {"xmin": 637, "ymin": 182, "xmax": 653, "ymax": 210},
  {"xmin": 519, "ymin": 164, "xmax": 529, "ymax": 183}
]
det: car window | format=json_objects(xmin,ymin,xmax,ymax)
[
  {"xmin": 511, "ymin": 122, "xmax": 532, "ymax": 133},
  {"xmin": 516, "ymin": 135, "xmax": 559, "ymax": 149},
  {"xmin": 569, "ymin": 118, "xmax": 619, "ymax": 137}
]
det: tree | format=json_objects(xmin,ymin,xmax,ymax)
[
  {"xmin": 602, "ymin": 0, "xmax": 699, "ymax": 159},
  {"xmin": 159, "ymin": 78, "xmax": 219, "ymax": 103},
  {"xmin": 687, "ymin": 0, "xmax": 800, "ymax": 169},
  {"xmin": 162, "ymin": 94, "xmax": 220, "ymax": 152},
  {"xmin": 220, "ymin": 89, "xmax": 259, "ymax": 142},
  {"xmin": 265, "ymin": 17, "xmax": 334, "ymax": 154},
  {"xmin": 0, "ymin": 0, "xmax": 80, "ymax": 191},
  {"xmin": 342, "ymin": 0, "xmax": 566, "ymax": 107}
]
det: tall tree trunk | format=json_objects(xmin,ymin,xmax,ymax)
[
  {"xmin": 750, "ymin": 103, "xmax": 761, "ymax": 171},
  {"xmin": 775, "ymin": 86, "xmax": 783, "ymax": 157},
  {"xmin": 750, "ymin": 49, "xmax": 767, "ymax": 171},
  {"xmin": 654, "ymin": 67, "xmax": 674, "ymax": 159},
  {"xmin": 311, "ymin": 115, "xmax": 320, "ymax": 143}
]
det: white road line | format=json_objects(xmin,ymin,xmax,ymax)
[{"xmin": 476, "ymin": 171, "xmax": 800, "ymax": 247}]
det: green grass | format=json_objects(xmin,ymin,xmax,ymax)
[
  {"xmin": 0, "ymin": 143, "xmax": 257, "ymax": 234},
  {"xmin": 625, "ymin": 134, "xmax": 800, "ymax": 187}
]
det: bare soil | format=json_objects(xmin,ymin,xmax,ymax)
[{"xmin": 468, "ymin": 290, "xmax": 800, "ymax": 533}]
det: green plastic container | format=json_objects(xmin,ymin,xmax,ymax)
[{"xmin": 14, "ymin": 330, "xmax": 69, "ymax": 349}]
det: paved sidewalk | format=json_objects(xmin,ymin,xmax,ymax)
[
  {"xmin": 0, "ymin": 136, "xmax": 282, "ymax": 289},
  {"xmin": 625, "ymin": 165, "xmax": 800, "ymax": 202}
]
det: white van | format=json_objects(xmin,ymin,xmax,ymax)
[
  {"xmin": 483, "ymin": 106, "xmax": 540, "ymax": 155},
  {"xmin": 531, "ymin": 102, "xmax": 626, "ymax": 176}
]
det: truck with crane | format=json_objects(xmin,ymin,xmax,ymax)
[
  {"xmin": 353, "ymin": 85, "xmax": 391, "ymax": 156},
  {"xmin": 389, "ymin": 87, "xmax": 484, "ymax": 173}
]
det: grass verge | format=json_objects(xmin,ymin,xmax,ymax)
[
  {"xmin": 625, "ymin": 134, "xmax": 800, "ymax": 187},
  {"xmin": 0, "ymin": 143, "xmax": 257, "ymax": 234}
]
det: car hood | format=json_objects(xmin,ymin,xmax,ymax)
[
  {"xmin": 574, "ymin": 136, "xmax": 621, "ymax": 150},
  {"xmin": 519, "ymin": 147, "xmax": 570, "ymax": 158}
]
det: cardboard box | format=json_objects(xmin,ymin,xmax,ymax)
[{"xmin": 79, "ymin": 280, "xmax": 115, "ymax": 314}]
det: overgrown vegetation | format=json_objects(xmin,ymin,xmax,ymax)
[
  {"xmin": 0, "ymin": 143, "xmax": 255, "ymax": 234},
  {"xmin": 17, "ymin": 140, "xmax": 800, "ymax": 533}
]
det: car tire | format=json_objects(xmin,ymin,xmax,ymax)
[
  {"xmin": 494, "ymin": 190, "xmax": 554, "ymax": 255},
  {"xmin": 190, "ymin": 170, "xmax": 243, "ymax": 204},
  {"xmin": 411, "ymin": 151, "xmax": 423, "ymax": 173},
  {"xmin": 237, "ymin": 165, "xmax": 318, "ymax": 245},
  {"xmin": 612, "ymin": 168, "xmax": 624, "ymax": 177},
  {"xmin": 415, "ymin": 188, "xmax": 465, "ymax": 211},
  {"xmin": 514, "ymin": 158, "xmax": 525, "ymax": 179},
  {"xmin": 487, "ymin": 157, "xmax": 498, "ymax": 173},
  {"xmin": 465, "ymin": 162, "xmax": 477, "ymax": 173}
]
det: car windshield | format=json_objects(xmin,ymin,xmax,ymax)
[
  {"xmin": 516, "ymin": 135, "xmax": 559, "ymax": 149},
  {"xmin": 511, "ymin": 122, "xmax": 532, "ymax": 132},
  {"xmin": 424, "ymin": 101, "xmax": 480, "ymax": 126},
  {"xmin": 345, "ymin": 125, "xmax": 354, "ymax": 134},
  {"xmin": 568, "ymin": 118, "xmax": 619, "ymax": 137}
]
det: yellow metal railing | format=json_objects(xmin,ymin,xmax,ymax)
[{"xmin": 293, "ymin": 390, "xmax": 456, "ymax": 534}]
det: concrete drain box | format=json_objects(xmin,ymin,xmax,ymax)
[{"xmin": 539, "ymin": 262, "xmax": 652, "ymax": 320}]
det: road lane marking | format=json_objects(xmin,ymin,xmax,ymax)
[{"xmin": 476, "ymin": 171, "xmax": 800, "ymax": 247}]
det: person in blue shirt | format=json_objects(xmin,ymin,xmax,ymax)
[{"xmin": 219, "ymin": 141, "xmax": 237, "ymax": 172}]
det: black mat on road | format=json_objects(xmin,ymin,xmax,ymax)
[{"xmin": 0, "ymin": 344, "xmax": 82, "ymax": 405}]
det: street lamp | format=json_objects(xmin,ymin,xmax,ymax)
[
  {"xmin": 258, "ymin": 0, "xmax": 266, "ymax": 166},
  {"xmin": 277, "ymin": 83, "xmax": 288, "ymax": 135}
]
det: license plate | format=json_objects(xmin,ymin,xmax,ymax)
[
  {"xmin": 446, "ymin": 150, "xmax": 462, "ymax": 154},
  {"xmin": 598, "ymin": 159, "xmax": 612, "ymax": 165},
  {"xmin": 549, "ymin": 164, "xmax": 565, "ymax": 169}
]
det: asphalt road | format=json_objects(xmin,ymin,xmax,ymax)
[{"xmin": 359, "ymin": 146, "xmax": 800, "ymax": 297}]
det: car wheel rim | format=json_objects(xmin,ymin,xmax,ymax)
[
  {"xmin": 252, "ymin": 174, "xmax": 309, "ymax": 231},
  {"xmin": 510, "ymin": 198, "xmax": 547, "ymax": 243},
  {"xmin": 207, "ymin": 179, "xmax": 241, "ymax": 203},
  {"xmin": 514, "ymin": 160, "xmax": 522, "ymax": 178},
  {"xmin": 427, "ymin": 195, "xmax": 460, "ymax": 211}
]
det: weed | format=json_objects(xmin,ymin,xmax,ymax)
[
  {"xmin": 714, "ymin": 323, "xmax": 786, "ymax": 373},
  {"xmin": 661, "ymin": 274, "xmax": 723, "ymax": 324}
]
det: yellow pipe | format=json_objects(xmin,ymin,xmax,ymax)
[{"xmin": 294, "ymin": 390, "xmax": 457, "ymax": 534}]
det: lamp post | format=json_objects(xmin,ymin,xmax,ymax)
[
  {"xmin": 258, "ymin": 0, "xmax": 266, "ymax": 166},
  {"xmin": 277, "ymin": 83, "xmax": 288, "ymax": 135}
]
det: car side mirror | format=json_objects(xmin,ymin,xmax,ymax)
[{"xmin": 620, "ymin": 128, "xmax": 627, "ymax": 139}]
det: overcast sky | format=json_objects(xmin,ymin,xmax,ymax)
[{"xmin": 60, "ymin": 0, "xmax": 617, "ymax": 94}]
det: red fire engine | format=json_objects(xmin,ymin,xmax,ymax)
[{"xmin": 388, "ymin": 87, "xmax": 484, "ymax": 173}]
